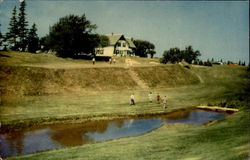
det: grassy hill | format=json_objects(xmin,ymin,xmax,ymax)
[{"xmin": 0, "ymin": 51, "xmax": 200, "ymax": 96}]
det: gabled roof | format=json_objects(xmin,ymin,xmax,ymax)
[
  {"xmin": 105, "ymin": 34, "xmax": 123, "ymax": 45},
  {"xmin": 105, "ymin": 34, "xmax": 136, "ymax": 48}
]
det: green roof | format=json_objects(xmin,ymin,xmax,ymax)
[{"xmin": 125, "ymin": 38, "xmax": 136, "ymax": 48}]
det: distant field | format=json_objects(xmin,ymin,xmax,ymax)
[{"xmin": 0, "ymin": 51, "xmax": 160, "ymax": 68}]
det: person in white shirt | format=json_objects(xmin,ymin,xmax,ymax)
[{"xmin": 130, "ymin": 93, "xmax": 135, "ymax": 105}]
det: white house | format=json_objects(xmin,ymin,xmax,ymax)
[{"xmin": 95, "ymin": 33, "xmax": 136, "ymax": 57}]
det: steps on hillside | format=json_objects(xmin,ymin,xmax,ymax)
[{"xmin": 128, "ymin": 69, "xmax": 149, "ymax": 90}]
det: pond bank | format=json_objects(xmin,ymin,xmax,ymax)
[
  {"xmin": 197, "ymin": 106, "xmax": 239, "ymax": 113},
  {"xmin": 0, "ymin": 109, "xmax": 171, "ymax": 133},
  {"xmin": 1, "ymin": 105, "xmax": 238, "ymax": 133}
]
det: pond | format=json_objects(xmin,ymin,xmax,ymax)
[{"xmin": 0, "ymin": 108, "xmax": 230, "ymax": 158}]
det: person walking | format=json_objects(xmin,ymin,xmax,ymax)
[
  {"xmin": 109, "ymin": 58, "xmax": 112, "ymax": 64},
  {"xmin": 130, "ymin": 93, "xmax": 135, "ymax": 105},
  {"xmin": 163, "ymin": 96, "xmax": 168, "ymax": 109},
  {"xmin": 92, "ymin": 57, "xmax": 95, "ymax": 65},
  {"xmin": 148, "ymin": 92, "xmax": 153, "ymax": 103},
  {"xmin": 156, "ymin": 93, "xmax": 161, "ymax": 104}
]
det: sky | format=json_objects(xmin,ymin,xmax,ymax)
[{"xmin": 0, "ymin": 0, "xmax": 249, "ymax": 63}]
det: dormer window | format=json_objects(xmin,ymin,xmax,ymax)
[
  {"xmin": 117, "ymin": 42, "xmax": 121, "ymax": 47},
  {"xmin": 123, "ymin": 43, "xmax": 126, "ymax": 47}
]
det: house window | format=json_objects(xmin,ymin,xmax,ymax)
[
  {"xmin": 96, "ymin": 49, "xmax": 103, "ymax": 54},
  {"xmin": 117, "ymin": 42, "xmax": 121, "ymax": 47},
  {"xmin": 116, "ymin": 50, "xmax": 119, "ymax": 54},
  {"xmin": 123, "ymin": 43, "xmax": 126, "ymax": 47}
]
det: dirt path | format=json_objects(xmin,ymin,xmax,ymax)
[
  {"xmin": 124, "ymin": 58, "xmax": 149, "ymax": 90},
  {"xmin": 127, "ymin": 68, "xmax": 149, "ymax": 90}
]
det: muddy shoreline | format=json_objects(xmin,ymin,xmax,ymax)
[{"xmin": 1, "ymin": 106, "xmax": 236, "ymax": 133}]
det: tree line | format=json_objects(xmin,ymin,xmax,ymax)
[
  {"xmin": 161, "ymin": 46, "xmax": 201, "ymax": 64},
  {"xmin": 0, "ymin": 1, "xmax": 189, "ymax": 61},
  {"xmin": 1, "ymin": 1, "xmax": 245, "ymax": 65},
  {"xmin": 0, "ymin": 1, "xmax": 156, "ymax": 59}
]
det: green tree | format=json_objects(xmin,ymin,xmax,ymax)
[
  {"xmin": 47, "ymin": 14, "xmax": 98, "ymax": 58},
  {"xmin": 148, "ymin": 50, "xmax": 156, "ymax": 58},
  {"xmin": 27, "ymin": 23, "xmax": 39, "ymax": 53},
  {"xmin": 161, "ymin": 46, "xmax": 201, "ymax": 64},
  {"xmin": 162, "ymin": 47, "xmax": 182, "ymax": 63},
  {"xmin": 133, "ymin": 40, "xmax": 155, "ymax": 57},
  {"xmin": 17, "ymin": 0, "xmax": 29, "ymax": 51},
  {"xmin": 238, "ymin": 60, "xmax": 242, "ymax": 65},
  {"xmin": 0, "ymin": 23, "xmax": 2, "ymax": 47},
  {"xmin": 98, "ymin": 35, "xmax": 109, "ymax": 47},
  {"xmin": 39, "ymin": 35, "xmax": 50, "ymax": 52},
  {"xmin": 198, "ymin": 60, "xmax": 204, "ymax": 65},
  {"xmin": 182, "ymin": 46, "xmax": 201, "ymax": 64},
  {"xmin": 6, "ymin": 6, "xmax": 19, "ymax": 50}
]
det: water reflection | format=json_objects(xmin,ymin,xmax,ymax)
[{"xmin": 0, "ymin": 109, "xmax": 229, "ymax": 158}]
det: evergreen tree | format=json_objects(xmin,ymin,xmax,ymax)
[
  {"xmin": 27, "ymin": 23, "xmax": 39, "ymax": 53},
  {"xmin": 0, "ymin": 23, "xmax": 2, "ymax": 47},
  {"xmin": 6, "ymin": 6, "xmax": 19, "ymax": 50},
  {"xmin": 198, "ymin": 60, "xmax": 203, "ymax": 65},
  {"xmin": 39, "ymin": 35, "xmax": 50, "ymax": 52},
  {"xmin": 238, "ymin": 60, "xmax": 242, "ymax": 65},
  {"xmin": 17, "ymin": 0, "xmax": 28, "ymax": 51}
]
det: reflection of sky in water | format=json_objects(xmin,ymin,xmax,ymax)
[
  {"xmin": 165, "ymin": 110, "xmax": 227, "ymax": 125},
  {"xmin": 86, "ymin": 118, "xmax": 162, "ymax": 142},
  {"xmin": 0, "ymin": 109, "xmax": 229, "ymax": 158},
  {"xmin": 23, "ymin": 129, "xmax": 62, "ymax": 153}
]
